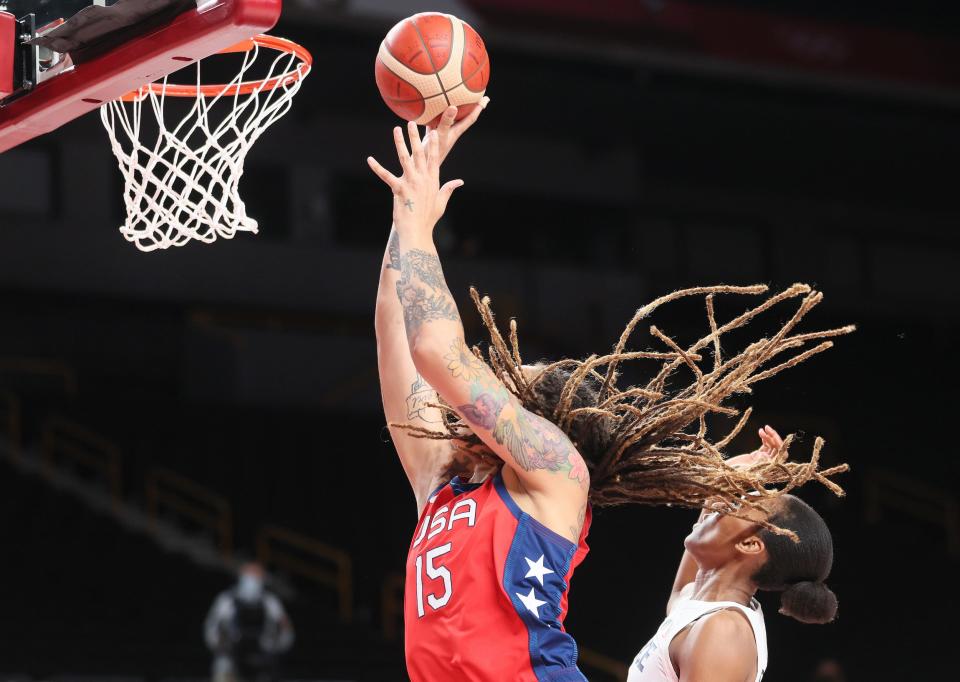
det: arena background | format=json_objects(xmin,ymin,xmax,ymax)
[{"xmin": 0, "ymin": 0, "xmax": 957, "ymax": 679}]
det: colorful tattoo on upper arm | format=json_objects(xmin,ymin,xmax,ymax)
[
  {"xmin": 443, "ymin": 338, "xmax": 485, "ymax": 381},
  {"xmin": 450, "ymin": 338, "xmax": 589, "ymax": 489}
]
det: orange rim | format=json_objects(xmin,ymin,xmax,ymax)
[{"xmin": 120, "ymin": 34, "xmax": 312, "ymax": 102}]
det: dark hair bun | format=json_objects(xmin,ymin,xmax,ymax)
[{"xmin": 779, "ymin": 581, "xmax": 838, "ymax": 624}]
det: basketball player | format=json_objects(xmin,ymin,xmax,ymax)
[
  {"xmin": 368, "ymin": 105, "xmax": 848, "ymax": 681},
  {"xmin": 628, "ymin": 426, "xmax": 839, "ymax": 682},
  {"xmin": 371, "ymin": 103, "xmax": 593, "ymax": 681}
]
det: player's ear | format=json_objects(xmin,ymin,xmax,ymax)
[{"xmin": 735, "ymin": 533, "xmax": 765, "ymax": 557}]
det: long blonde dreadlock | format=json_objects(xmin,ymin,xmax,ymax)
[{"xmin": 399, "ymin": 283, "xmax": 854, "ymax": 538}]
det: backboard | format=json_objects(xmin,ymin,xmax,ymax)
[{"xmin": 0, "ymin": 0, "xmax": 282, "ymax": 153}]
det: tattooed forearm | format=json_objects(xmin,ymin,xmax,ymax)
[
  {"xmin": 385, "ymin": 229, "xmax": 401, "ymax": 272},
  {"xmin": 401, "ymin": 249, "xmax": 455, "ymax": 295},
  {"xmin": 397, "ymin": 282, "xmax": 459, "ymax": 340},
  {"xmin": 452, "ymin": 337, "xmax": 589, "ymax": 489},
  {"xmin": 396, "ymin": 248, "xmax": 459, "ymax": 342}
]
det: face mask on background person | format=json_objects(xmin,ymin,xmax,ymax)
[{"xmin": 237, "ymin": 573, "xmax": 264, "ymax": 602}]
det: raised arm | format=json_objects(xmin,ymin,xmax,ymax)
[
  {"xmin": 374, "ymin": 105, "xmax": 487, "ymax": 513},
  {"xmin": 376, "ymin": 226, "xmax": 457, "ymax": 510},
  {"xmin": 368, "ymin": 119, "xmax": 588, "ymax": 540}
]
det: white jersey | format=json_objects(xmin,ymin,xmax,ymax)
[{"xmin": 627, "ymin": 596, "xmax": 768, "ymax": 682}]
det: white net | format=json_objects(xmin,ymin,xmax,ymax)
[{"xmin": 100, "ymin": 39, "xmax": 309, "ymax": 251}]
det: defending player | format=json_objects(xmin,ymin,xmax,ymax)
[
  {"xmin": 368, "ymin": 106, "xmax": 850, "ymax": 681},
  {"xmin": 628, "ymin": 426, "xmax": 839, "ymax": 682}
]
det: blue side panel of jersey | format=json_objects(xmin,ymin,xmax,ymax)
[{"xmin": 494, "ymin": 474, "xmax": 588, "ymax": 682}]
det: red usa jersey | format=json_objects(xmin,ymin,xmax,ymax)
[{"xmin": 404, "ymin": 471, "xmax": 591, "ymax": 682}]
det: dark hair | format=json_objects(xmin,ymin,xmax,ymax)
[
  {"xmin": 527, "ymin": 364, "xmax": 613, "ymax": 458},
  {"xmin": 752, "ymin": 495, "xmax": 838, "ymax": 624}
]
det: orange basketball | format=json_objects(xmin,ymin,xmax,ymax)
[{"xmin": 375, "ymin": 12, "xmax": 490, "ymax": 126}]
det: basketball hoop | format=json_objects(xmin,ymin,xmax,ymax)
[{"xmin": 100, "ymin": 34, "xmax": 312, "ymax": 251}]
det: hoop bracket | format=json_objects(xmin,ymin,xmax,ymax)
[{"xmin": 0, "ymin": 0, "xmax": 282, "ymax": 154}]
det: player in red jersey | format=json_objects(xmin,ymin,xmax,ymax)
[
  {"xmin": 369, "ymin": 105, "xmax": 850, "ymax": 681},
  {"xmin": 371, "ymin": 102, "xmax": 592, "ymax": 681}
]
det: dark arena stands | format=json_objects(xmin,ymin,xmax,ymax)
[{"xmin": 0, "ymin": 1, "xmax": 958, "ymax": 680}]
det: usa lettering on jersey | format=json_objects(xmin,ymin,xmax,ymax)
[{"xmin": 412, "ymin": 498, "xmax": 477, "ymax": 617}]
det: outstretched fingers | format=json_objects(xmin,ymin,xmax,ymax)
[
  {"xmin": 756, "ymin": 425, "xmax": 784, "ymax": 457},
  {"xmin": 761, "ymin": 425, "xmax": 783, "ymax": 450},
  {"xmin": 452, "ymin": 96, "xmax": 488, "ymax": 135},
  {"xmin": 407, "ymin": 121, "xmax": 426, "ymax": 167},
  {"xmin": 437, "ymin": 178, "xmax": 465, "ymax": 213},
  {"xmin": 392, "ymin": 126, "xmax": 413, "ymax": 174},
  {"xmin": 757, "ymin": 428, "xmax": 773, "ymax": 454},
  {"xmin": 426, "ymin": 129, "xmax": 442, "ymax": 169},
  {"xmin": 366, "ymin": 156, "xmax": 400, "ymax": 191},
  {"xmin": 436, "ymin": 105, "xmax": 459, "ymax": 134}
]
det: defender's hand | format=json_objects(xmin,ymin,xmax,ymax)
[{"xmin": 726, "ymin": 425, "xmax": 785, "ymax": 469}]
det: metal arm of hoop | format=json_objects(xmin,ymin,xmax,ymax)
[{"xmin": 120, "ymin": 34, "xmax": 312, "ymax": 102}]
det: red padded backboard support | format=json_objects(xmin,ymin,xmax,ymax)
[
  {"xmin": 0, "ymin": 0, "xmax": 281, "ymax": 153},
  {"xmin": 0, "ymin": 11, "xmax": 14, "ymax": 100}
]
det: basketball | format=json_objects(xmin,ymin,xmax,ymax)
[{"xmin": 375, "ymin": 12, "xmax": 490, "ymax": 126}]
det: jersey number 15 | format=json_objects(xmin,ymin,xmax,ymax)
[{"xmin": 415, "ymin": 542, "xmax": 452, "ymax": 617}]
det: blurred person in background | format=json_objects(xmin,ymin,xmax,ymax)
[{"xmin": 204, "ymin": 562, "xmax": 294, "ymax": 682}]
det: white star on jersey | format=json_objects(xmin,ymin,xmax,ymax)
[
  {"xmin": 524, "ymin": 555, "xmax": 555, "ymax": 586},
  {"xmin": 516, "ymin": 587, "xmax": 548, "ymax": 618}
]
